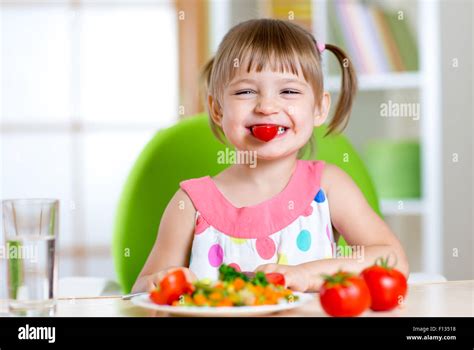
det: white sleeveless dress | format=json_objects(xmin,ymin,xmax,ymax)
[{"xmin": 180, "ymin": 160, "xmax": 335, "ymax": 280}]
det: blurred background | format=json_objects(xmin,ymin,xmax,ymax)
[{"xmin": 1, "ymin": 0, "xmax": 472, "ymax": 296}]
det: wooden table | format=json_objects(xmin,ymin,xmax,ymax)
[{"xmin": 1, "ymin": 280, "xmax": 473, "ymax": 317}]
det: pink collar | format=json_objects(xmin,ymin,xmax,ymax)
[{"xmin": 180, "ymin": 160, "xmax": 325, "ymax": 238}]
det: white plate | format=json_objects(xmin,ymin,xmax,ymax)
[{"xmin": 131, "ymin": 292, "xmax": 313, "ymax": 317}]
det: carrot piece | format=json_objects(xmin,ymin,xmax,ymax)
[
  {"xmin": 233, "ymin": 278, "xmax": 246, "ymax": 291},
  {"xmin": 193, "ymin": 294, "xmax": 208, "ymax": 306},
  {"xmin": 214, "ymin": 282, "xmax": 225, "ymax": 290},
  {"xmin": 209, "ymin": 292, "xmax": 223, "ymax": 301},
  {"xmin": 216, "ymin": 299, "xmax": 233, "ymax": 307},
  {"xmin": 253, "ymin": 285, "xmax": 264, "ymax": 296}
]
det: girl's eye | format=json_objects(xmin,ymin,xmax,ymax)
[
  {"xmin": 235, "ymin": 90, "xmax": 255, "ymax": 95},
  {"xmin": 281, "ymin": 89, "xmax": 301, "ymax": 95}
]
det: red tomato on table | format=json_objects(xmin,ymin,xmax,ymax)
[
  {"xmin": 361, "ymin": 257, "xmax": 407, "ymax": 311},
  {"xmin": 319, "ymin": 271, "xmax": 371, "ymax": 317}
]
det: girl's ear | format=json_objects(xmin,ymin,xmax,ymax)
[
  {"xmin": 314, "ymin": 92, "xmax": 331, "ymax": 127},
  {"xmin": 208, "ymin": 95, "xmax": 222, "ymax": 126}
]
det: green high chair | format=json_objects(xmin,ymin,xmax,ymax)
[{"xmin": 112, "ymin": 113, "xmax": 381, "ymax": 293}]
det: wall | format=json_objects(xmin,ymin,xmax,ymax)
[{"xmin": 441, "ymin": 0, "xmax": 473, "ymax": 280}]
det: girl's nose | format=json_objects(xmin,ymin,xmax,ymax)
[{"xmin": 255, "ymin": 96, "xmax": 280, "ymax": 115}]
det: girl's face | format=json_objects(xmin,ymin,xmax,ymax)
[{"xmin": 212, "ymin": 65, "xmax": 330, "ymax": 160}]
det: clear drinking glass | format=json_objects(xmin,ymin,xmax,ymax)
[{"xmin": 2, "ymin": 199, "xmax": 59, "ymax": 316}]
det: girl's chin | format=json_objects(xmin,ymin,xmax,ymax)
[
  {"xmin": 251, "ymin": 146, "xmax": 301, "ymax": 160},
  {"xmin": 228, "ymin": 137, "xmax": 306, "ymax": 160},
  {"xmin": 254, "ymin": 153, "xmax": 296, "ymax": 161},
  {"xmin": 227, "ymin": 144, "xmax": 295, "ymax": 160}
]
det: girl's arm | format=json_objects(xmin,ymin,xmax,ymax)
[
  {"xmin": 256, "ymin": 163, "xmax": 409, "ymax": 292},
  {"xmin": 131, "ymin": 189, "xmax": 197, "ymax": 293}
]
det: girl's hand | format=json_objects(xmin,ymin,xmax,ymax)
[
  {"xmin": 254, "ymin": 264, "xmax": 311, "ymax": 292},
  {"xmin": 135, "ymin": 267, "xmax": 197, "ymax": 293}
]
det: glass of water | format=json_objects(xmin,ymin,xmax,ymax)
[{"xmin": 2, "ymin": 199, "xmax": 59, "ymax": 316}]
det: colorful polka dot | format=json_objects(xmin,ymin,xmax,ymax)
[
  {"xmin": 228, "ymin": 263, "xmax": 241, "ymax": 272},
  {"xmin": 297, "ymin": 230, "xmax": 312, "ymax": 251},
  {"xmin": 277, "ymin": 253, "xmax": 288, "ymax": 265},
  {"xmin": 256, "ymin": 237, "xmax": 276, "ymax": 260},
  {"xmin": 208, "ymin": 244, "xmax": 224, "ymax": 267},
  {"xmin": 302, "ymin": 205, "xmax": 313, "ymax": 217},
  {"xmin": 195, "ymin": 215, "xmax": 210, "ymax": 235},
  {"xmin": 314, "ymin": 189, "xmax": 326, "ymax": 203},
  {"xmin": 230, "ymin": 237, "xmax": 246, "ymax": 245}
]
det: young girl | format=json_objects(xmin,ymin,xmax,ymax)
[{"xmin": 132, "ymin": 19, "xmax": 408, "ymax": 293}]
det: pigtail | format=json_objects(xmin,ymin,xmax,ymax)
[{"xmin": 324, "ymin": 44, "xmax": 357, "ymax": 135}]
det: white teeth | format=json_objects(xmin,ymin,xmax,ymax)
[{"xmin": 277, "ymin": 126, "xmax": 286, "ymax": 135}]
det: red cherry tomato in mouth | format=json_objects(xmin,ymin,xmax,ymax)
[
  {"xmin": 265, "ymin": 273, "xmax": 286, "ymax": 286},
  {"xmin": 250, "ymin": 125, "xmax": 279, "ymax": 142},
  {"xmin": 319, "ymin": 271, "xmax": 371, "ymax": 317}
]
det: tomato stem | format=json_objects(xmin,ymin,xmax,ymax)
[
  {"xmin": 321, "ymin": 271, "xmax": 354, "ymax": 287},
  {"xmin": 374, "ymin": 254, "xmax": 398, "ymax": 270}
]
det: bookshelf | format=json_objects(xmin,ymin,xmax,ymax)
[
  {"xmin": 208, "ymin": 0, "xmax": 442, "ymax": 276},
  {"xmin": 321, "ymin": 0, "xmax": 442, "ymax": 276}
]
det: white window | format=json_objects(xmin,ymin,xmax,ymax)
[{"xmin": 0, "ymin": 0, "xmax": 178, "ymax": 286}]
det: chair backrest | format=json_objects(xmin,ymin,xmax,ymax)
[{"xmin": 112, "ymin": 113, "xmax": 380, "ymax": 292}]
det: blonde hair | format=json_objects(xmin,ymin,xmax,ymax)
[{"xmin": 201, "ymin": 18, "xmax": 357, "ymax": 154}]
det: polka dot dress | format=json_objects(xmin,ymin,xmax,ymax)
[{"xmin": 180, "ymin": 160, "xmax": 335, "ymax": 280}]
